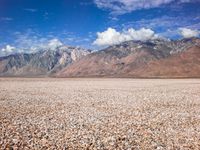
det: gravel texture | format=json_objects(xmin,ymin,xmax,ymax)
[{"xmin": 0, "ymin": 78, "xmax": 200, "ymax": 149}]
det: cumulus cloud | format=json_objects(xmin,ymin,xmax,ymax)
[
  {"xmin": 179, "ymin": 28, "xmax": 199, "ymax": 38},
  {"xmin": 47, "ymin": 39, "xmax": 63, "ymax": 50},
  {"xmin": 94, "ymin": 0, "xmax": 194, "ymax": 15},
  {"xmin": 1, "ymin": 45, "xmax": 16, "ymax": 53},
  {"xmin": 13, "ymin": 29, "xmax": 64, "ymax": 51},
  {"xmin": 14, "ymin": 30, "xmax": 48, "ymax": 50},
  {"xmin": 24, "ymin": 38, "xmax": 64, "ymax": 51},
  {"xmin": 93, "ymin": 27, "xmax": 158, "ymax": 46}
]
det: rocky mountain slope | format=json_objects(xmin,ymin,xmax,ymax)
[
  {"xmin": 57, "ymin": 38, "xmax": 200, "ymax": 78},
  {"xmin": 0, "ymin": 46, "xmax": 91, "ymax": 76},
  {"xmin": 127, "ymin": 46, "xmax": 200, "ymax": 77},
  {"xmin": 1, "ymin": 38, "xmax": 199, "ymax": 78}
]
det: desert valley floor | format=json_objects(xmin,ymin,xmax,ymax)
[{"xmin": 0, "ymin": 78, "xmax": 200, "ymax": 149}]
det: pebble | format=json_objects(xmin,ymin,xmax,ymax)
[{"xmin": 0, "ymin": 78, "xmax": 200, "ymax": 149}]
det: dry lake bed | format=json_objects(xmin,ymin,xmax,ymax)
[{"xmin": 0, "ymin": 78, "xmax": 200, "ymax": 149}]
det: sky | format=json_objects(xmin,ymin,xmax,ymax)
[{"xmin": 0, "ymin": 0, "xmax": 200, "ymax": 55}]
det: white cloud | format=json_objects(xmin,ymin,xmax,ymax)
[
  {"xmin": 93, "ymin": 27, "xmax": 158, "ymax": 46},
  {"xmin": 13, "ymin": 29, "xmax": 63, "ymax": 51},
  {"xmin": 1, "ymin": 45, "xmax": 16, "ymax": 53},
  {"xmin": 179, "ymin": 28, "xmax": 199, "ymax": 38},
  {"xmin": 14, "ymin": 30, "xmax": 45, "ymax": 49},
  {"xmin": 24, "ymin": 8, "xmax": 38, "ymax": 12},
  {"xmin": 94, "ymin": 0, "xmax": 194, "ymax": 15},
  {"xmin": 1, "ymin": 17, "xmax": 13, "ymax": 21},
  {"xmin": 47, "ymin": 39, "xmax": 63, "ymax": 50}
]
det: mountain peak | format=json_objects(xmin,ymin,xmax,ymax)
[
  {"xmin": 56, "ymin": 38, "xmax": 200, "ymax": 78},
  {"xmin": 0, "ymin": 45, "xmax": 91, "ymax": 76}
]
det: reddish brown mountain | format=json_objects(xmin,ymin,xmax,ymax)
[
  {"xmin": 128, "ymin": 46, "xmax": 200, "ymax": 78},
  {"xmin": 0, "ymin": 38, "xmax": 200, "ymax": 78},
  {"xmin": 56, "ymin": 38, "xmax": 200, "ymax": 78}
]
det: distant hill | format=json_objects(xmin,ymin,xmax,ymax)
[
  {"xmin": 56, "ymin": 38, "xmax": 200, "ymax": 78},
  {"xmin": 1, "ymin": 38, "xmax": 200, "ymax": 78},
  {"xmin": 0, "ymin": 46, "xmax": 91, "ymax": 77}
]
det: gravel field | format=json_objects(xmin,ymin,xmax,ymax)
[{"xmin": 0, "ymin": 78, "xmax": 200, "ymax": 150}]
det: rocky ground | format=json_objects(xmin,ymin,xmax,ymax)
[{"xmin": 0, "ymin": 78, "xmax": 200, "ymax": 149}]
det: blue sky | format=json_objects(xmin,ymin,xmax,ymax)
[{"xmin": 0, "ymin": 0, "xmax": 200, "ymax": 55}]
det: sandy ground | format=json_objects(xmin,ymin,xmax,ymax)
[{"xmin": 0, "ymin": 78, "xmax": 200, "ymax": 149}]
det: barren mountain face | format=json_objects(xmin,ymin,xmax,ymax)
[
  {"xmin": 57, "ymin": 38, "xmax": 200, "ymax": 78},
  {"xmin": 0, "ymin": 38, "xmax": 200, "ymax": 77},
  {"xmin": 0, "ymin": 46, "xmax": 91, "ymax": 76},
  {"xmin": 129, "ymin": 46, "xmax": 200, "ymax": 77}
]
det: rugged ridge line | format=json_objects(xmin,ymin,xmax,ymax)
[
  {"xmin": 0, "ymin": 38, "xmax": 200, "ymax": 78},
  {"xmin": 0, "ymin": 45, "xmax": 91, "ymax": 77},
  {"xmin": 56, "ymin": 38, "xmax": 200, "ymax": 78}
]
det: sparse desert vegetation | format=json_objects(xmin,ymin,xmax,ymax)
[{"xmin": 0, "ymin": 78, "xmax": 200, "ymax": 149}]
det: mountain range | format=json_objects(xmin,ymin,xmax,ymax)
[
  {"xmin": 0, "ymin": 46, "xmax": 90, "ymax": 77},
  {"xmin": 0, "ymin": 38, "xmax": 200, "ymax": 78}
]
